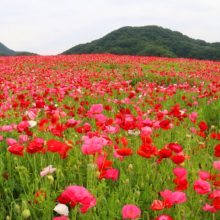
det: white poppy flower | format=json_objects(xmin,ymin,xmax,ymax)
[
  {"xmin": 53, "ymin": 204, "xmax": 69, "ymax": 216},
  {"xmin": 28, "ymin": 120, "xmax": 37, "ymax": 128}
]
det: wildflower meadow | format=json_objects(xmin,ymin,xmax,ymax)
[{"xmin": 1, "ymin": 54, "xmax": 220, "ymax": 220}]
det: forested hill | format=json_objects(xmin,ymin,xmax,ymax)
[
  {"xmin": 61, "ymin": 26, "xmax": 220, "ymax": 61},
  {"xmin": 0, "ymin": 42, "xmax": 38, "ymax": 56}
]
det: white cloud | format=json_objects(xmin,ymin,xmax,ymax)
[{"xmin": 0, "ymin": 0, "xmax": 220, "ymax": 55}]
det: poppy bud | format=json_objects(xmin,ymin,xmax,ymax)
[
  {"xmin": 95, "ymin": 171, "xmax": 100, "ymax": 179},
  {"xmin": 180, "ymin": 163, "xmax": 185, "ymax": 167},
  {"xmin": 6, "ymin": 216, "xmax": 10, "ymax": 220},
  {"xmin": 77, "ymin": 161, "xmax": 82, "ymax": 166},
  {"xmin": 74, "ymin": 165, "xmax": 78, "ymax": 171},
  {"xmin": 125, "ymin": 131, "xmax": 128, "ymax": 136},
  {"xmin": 115, "ymin": 199, "xmax": 120, "ymax": 205},
  {"xmin": 136, "ymin": 191, "xmax": 141, "ymax": 197},
  {"xmin": 211, "ymin": 125, "xmax": 215, "ymax": 129},
  {"xmin": 166, "ymin": 177, "xmax": 171, "ymax": 181},
  {"xmin": 146, "ymin": 174, "xmax": 149, "ymax": 180},
  {"xmin": 125, "ymin": 179, "xmax": 129, "ymax": 184},
  {"xmin": 15, "ymin": 204, "xmax": 20, "ymax": 213},
  {"xmin": 22, "ymin": 209, "xmax": 30, "ymax": 219},
  {"xmin": 102, "ymin": 197, "xmax": 107, "ymax": 204},
  {"xmin": 128, "ymin": 164, "xmax": 133, "ymax": 170},
  {"xmin": 47, "ymin": 175, "xmax": 54, "ymax": 184},
  {"xmin": 75, "ymin": 135, "xmax": 78, "ymax": 138}
]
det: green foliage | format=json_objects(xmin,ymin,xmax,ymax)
[
  {"xmin": 0, "ymin": 42, "xmax": 38, "ymax": 56},
  {"xmin": 61, "ymin": 25, "xmax": 220, "ymax": 61}
]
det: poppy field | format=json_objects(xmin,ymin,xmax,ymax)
[{"xmin": 1, "ymin": 54, "xmax": 220, "ymax": 220}]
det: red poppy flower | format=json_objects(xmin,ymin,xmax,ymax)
[
  {"xmin": 159, "ymin": 120, "xmax": 171, "ymax": 130},
  {"xmin": 199, "ymin": 121, "xmax": 208, "ymax": 132},
  {"xmin": 121, "ymin": 137, "xmax": 129, "ymax": 147},
  {"xmin": 7, "ymin": 144, "xmax": 25, "ymax": 157},
  {"xmin": 150, "ymin": 200, "xmax": 164, "ymax": 211},
  {"xmin": 171, "ymin": 156, "xmax": 185, "ymax": 166},
  {"xmin": 137, "ymin": 144, "xmax": 158, "ymax": 159},
  {"xmin": 173, "ymin": 178, "xmax": 189, "ymax": 191},
  {"xmin": 116, "ymin": 148, "xmax": 133, "ymax": 156},
  {"xmin": 167, "ymin": 143, "xmax": 183, "ymax": 153},
  {"xmin": 212, "ymin": 198, "xmax": 220, "ymax": 210},
  {"xmin": 156, "ymin": 149, "xmax": 173, "ymax": 164},
  {"xmin": 214, "ymin": 145, "xmax": 220, "ymax": 157},
  {"xmin": 141, "ymin": 135, "xmax": 153, "ymax": 145},
  {"xmin": 26, "ymin": 140, "xmax": 44, "ymax": 154}
]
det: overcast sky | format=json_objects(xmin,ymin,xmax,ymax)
[{"xmin": 1, "ymin": 0, "xmax": 220, "ymax": 55}]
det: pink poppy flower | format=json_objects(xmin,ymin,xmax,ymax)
[
  {"xmin": 213, "ymin": 161, "xmax": 220, "ymax": 171},
  {"xmin": 2, "ymin": 125, "xmax": 13, "ymax": 132},
  {"xmin": 61, "ymin": 186, "xmax": 97, "ymax": 214},
  {"xmin": 105, "ymin": 126, "xmax": 120, "ymax": 134},
  {"xmin": 53, "ymin": 217, "xmax": 68, "ymax": 220},
  {"xmin": 104, "ymin": 169, "xmax": 119, "ymax": 181},
  {"xmin": 95, "ymin": 114, "xmax": 107, "ymax": 123},
  {"xmin": 208, "ymin": 190, "xmax": 220, "ymax": 199},
  {"xmin": 19, "ymin": 135, "xmax": 30, "ymax": 144},
  {"xmin": 202, "ymin": 203, "xmax": 217, "ymax": 213},
  {"xmin": 0, "ymin": 135, "xmax": 3, "ymax": 141},
  {"xmin": 6, "ymin": 138, "xmax": 17, "ymax": 145},
  {"xmin": 168, "ymin": 192, "xmax": 187, "ymax": 205},
  {"xmin": 141, "ymin": 126, "xmax": 152, "ymax": 136},
  {"xmin": 122, "ymin": 204, "xmax": 141, "ymax": 219},
  {"xmin": 198, "ymin": 171, "xmax": 211, "ymax": 180},
  {"xmin": 89, "ymin": 104, "xmax": 103, "ymax": 114},
  {"xmin": 160, "ymin": 189, "xmax": 173, "ymax": 199},
  {"xmin": 190, "ymin": 127, "xmax": 197, "ymax": 133},
  {"xmin": 17, "ymin": 121, "xmax": 30, "ymax": 132},
  {"xmin": 81, "ymin": 136, "xmax": 108, "ymax": 155},
  {"xmin": 173, "ymin": 167, "xmax": 187, "ymax": 180},
  {"xmin": 40, "ymin": 165, "xmax": 56, "ymax": 177},
  {"xmin": 155, "ymin": 214, "xmax": 174, "ymax": 220},
  {"xmin": 194, "ymin": 179, "xmax": 211, "ymax": 194}
]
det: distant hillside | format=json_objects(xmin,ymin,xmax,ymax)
[
  {"xmin": 0, "ymin": 42, "xmax": 38, "ymax": 56},
  {"xmin": 61, "ymin": 26, "xmax": 220, "ymax": 61}
]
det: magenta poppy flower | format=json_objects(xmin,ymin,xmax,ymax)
[
  {"xmin": 193, "ymin": 179, "xmax": 211, "ymax": 194},
  {"xmin": 53, "ymin": 217, "xmax": 68, "ymax": 220},
  {"xmin": 89, "ymin": 104, "xmax": 103, "ymax": 114},
  {"xmin": 104, "ymin": 169, "xmax": 119, "ymax": 181},
  {"xmin": 173, "ymin": 167, "xmax": 187, "ymax": 180},
  {"xmin": 61, "ymin": 186, "xmax": 97, "ymax": 214},
  {"xmin": 2, "ymin": 125, "xmax": 13, "ymax": 132},
  {"xmin": 213, "ymin": 161, "xmax": 220, "ymax": 171},
  {"xmin": 198, "ymin": 171, "xmax": 211, "ymax": 180},
  {"xmin": 122, "ymin": 204, "xmax": 141, "ymax": 219},
  {"xmin": 155, "ymin": 214, "xmax": 174, "ymax": 220},
  {"xmin": 81, "ymin": 136, "xmax": 108, "ymax": 155},
  {"xmin": 168, "ymin": 192, "xmax": 187, "ymax": 205},
  {"xmin": 6, "ymin": 138, "xmax": 17, "ymax": 146},
  {"xmin": 202, "ymin": 203, "xmax": 217, "ymax": 213}
]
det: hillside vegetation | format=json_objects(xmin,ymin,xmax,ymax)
[
  {"xmin": 61, "ymin": 26, "xmax": 220, "ymax": 61},
  {"xmin": 0, "ymin": 42, "xmax": 38, "ymax": 56}
]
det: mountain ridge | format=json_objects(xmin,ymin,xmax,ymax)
[
  {"xmin": 61, "ymin": 25, "xmax": 220, "ymax": 61},
  {"xmin": 0, "ymin": 42, "xmax": 38, "ymax": 56}
]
